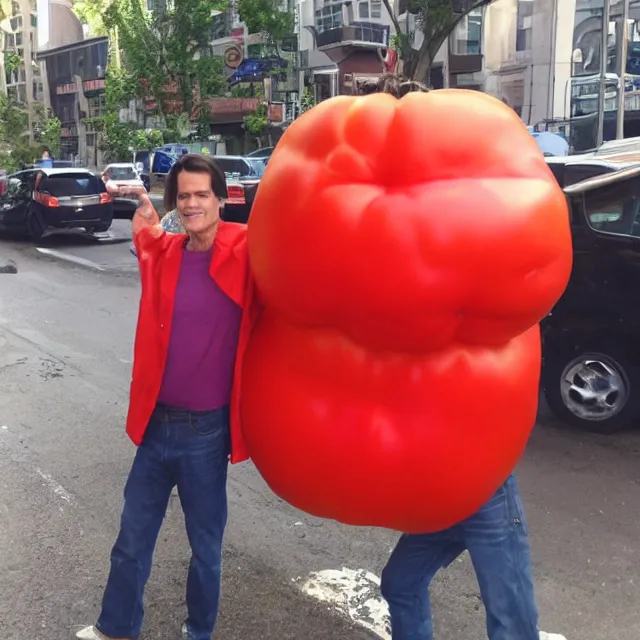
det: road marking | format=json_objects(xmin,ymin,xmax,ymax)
[
  {"xmin": 301, "ymin": 568, "xmax": 390, "ymax": 638},
  {"xmin": 300, "ymin": 567, "xmax": 567, "ymax": 640},
  {"xmin": 35, "ymin": 468, "xmax": 72, "ymax": 504},
  {"xmin": 36, "ymin": 248, "xmax": 106, "ymax": 271}
]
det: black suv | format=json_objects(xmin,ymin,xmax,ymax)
[{"xmin": 542, "ymin": 157, "xmax": 640, "ymax": 434}]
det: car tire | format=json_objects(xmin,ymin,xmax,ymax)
[
  {"xmin": 87, "ymin": 223, "xmax": 111, "ymax": 234},
  {"xmin": 26, "ymin": 211, "xmax": 47, "ymax": 241},
  {"xmin": 542, "ymin": 342, "xmax": 640, "ymax": 434}
]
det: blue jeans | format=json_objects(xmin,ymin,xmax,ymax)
[
  {"xmin": 381, "ymin": 475, "xmax": 539, "ymax": 640},
  {"xmin": 96, "ymin": 405, "xmax": 230, "ymax": 640}
]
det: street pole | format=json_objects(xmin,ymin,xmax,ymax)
[
  {"xmin": 596, "ymin": 0, "xmax": 611, "ymax": 148},
  {"xmin": 616, "ymin": 0, "xmax": 630, "ymax": 139}
]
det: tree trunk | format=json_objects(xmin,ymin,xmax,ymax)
[{"xmin": 413, "ymin": 49, "xmax": 436, "ymax": 85}]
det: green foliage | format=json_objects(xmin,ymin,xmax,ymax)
[
  {"xmin": 163, "ymin": 112, "xmax": 191, "ymax": 143},
  {"xmin": 92, "ymin": 112, "xmax": 165, "ymax": 161},
  {"xmin": 0, "ymin": 93, "xmax": 28, "ymax": 142},
  {"xmin": 3, "ymin": 50, "xmax": 22, "ymax": 74},
  {"xmin": 42, "ymin": 117, "xmax": 62, "ymax": 157},
  {"xmin": 104, "ymin": 65, "xmax": 137, "ymax": 111},
  {"xmin": 0, "ymin": 94, "xmax": 41, "ymax": 172},
  {"xmin": 237, "ymin": 0, "xmax": 293, "ymax": 46},
  {"xmin": 73, "ymin": 0, "xmax": 112, "ymax": 35},
  {"xmin": 300, "ymin": 86, "xmax": 315, "ymax": 112},
  {"xmin": 243, "ymin": 103, "xmax": 269, "ymax": 136},
  {"xmin": 97, "ymin": 113, "xmax": 134, "ymax": 162},
  {"xmin": 382, "ymin": 0, "xmax": 495, "ymax": 81},
  {"xmin": 231, "ymin": 84, "xmax": 265, "ymax": 99},
  {"xmin": 89, "ymin": 0, "xmax": 228, "ymax": 116}
]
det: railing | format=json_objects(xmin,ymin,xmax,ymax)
[{"xmin": 316, "ymin": 23, "xmax": 390, "ymax": 48}]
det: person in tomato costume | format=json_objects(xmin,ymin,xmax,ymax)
[{"xmin": 241, "ymin": 74, "xmax": 572, "ymax": 640}]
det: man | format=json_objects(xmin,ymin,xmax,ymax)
[
  {"xmin": 368, "ymin": 74, "xmax": 546, "ymax": 640},
  {"xmin": 77, "ymin": 154, "xmax": 255, "ymax": 640}
]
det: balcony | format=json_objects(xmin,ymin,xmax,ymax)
[{"xmin": 316, "ymin": 23, "xmax": 390, "ymax": 51}]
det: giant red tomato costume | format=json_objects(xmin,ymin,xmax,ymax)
[{"xmin": 241, "ymin": 89, "xmax": 573, "ymax": 533}]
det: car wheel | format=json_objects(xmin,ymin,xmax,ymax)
[
  {"xmin": 27, "ymin": 211, "xmax": 47, "ymax": 241},
  {"xmin": 542, "ymin": 343, "xmax": 640, "ymax": 434},
  {"xmin": 88, "ymin": 223, "xmax": 111, "ymax": 234}
]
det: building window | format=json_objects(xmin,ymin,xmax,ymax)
[
  {"xmin": 315, "ymin": 3, "xmax": 342, "ymax": 32},
  {"xmin": 452, "ymin": 7, "xmax": 482, "ymax": 55},
  {"xmin": 516, "ymin": 0, "xmax": 533, "ymax": 52},
  {"xmin": 10, "ymin": 0, "xmax": 19, "ymax": 16},
  {"xmin": 358, "ymin": 0, "xmax": 381, "ymax": 19}
]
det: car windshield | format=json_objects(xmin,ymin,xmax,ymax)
[
  {"xmin": 246, "ymin": 158, "xmax": 266, "ymax": 177},
  {"xmin": 109, "ymin": 166, "xmax": 137, "ymax": 180},
  {"xmin": 215, "ymin": 157, "xmax": 265, "ymax": 178},
  {"xmin": 41, "ymin": 173, "xmax": 106, "ymax": 197}
]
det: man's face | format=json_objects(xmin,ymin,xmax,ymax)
[{"xmin": 176, "ymin": 171, "xmax": 221, "ymax": 235}]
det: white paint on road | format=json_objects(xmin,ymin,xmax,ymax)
[
  {"xmin": 35, "ymin": 468, "xmax": 72, "ymax": 504},
  {"xmin": 36, "ymin": 248, "xmax": 106, "ymax": 272},
  {"xmin": 300, "ymin": 567, "xmax": 568, "ymax": 640},
  {"xmin": 301, "ymin": 568, "xmax": 391, "ymax": 639}
]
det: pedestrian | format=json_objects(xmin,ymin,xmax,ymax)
[
  {"xmin": 367, "ymin": 75, "xmax": 543, "ymax": 640},
  {"xmin": 76, "ymin": 153, "xmax": 255, "ymax": 640}
]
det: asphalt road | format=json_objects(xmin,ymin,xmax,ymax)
[{"xmin": 0, "ymin": 222, "xmax": 639, "ymax": 640}]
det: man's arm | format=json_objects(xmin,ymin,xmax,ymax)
[{"xmin": 131, "ymin": 193, "xmax": 167, "ymax": 257}]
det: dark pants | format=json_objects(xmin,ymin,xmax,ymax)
[
  {"xmin": 381, "ymin": 475, "xmax": 539, "ymax": 640},
  {"xmin": 96, "ymin": 405, "xmax": 230, "ymax": 640}
]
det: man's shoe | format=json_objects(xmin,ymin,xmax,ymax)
[
  {"xmin": 181, "ymin": 623, "xmax": 192, "ymax": 639},
  {"xmin": 75, "ymin": 626, "xmax": 129, "ymax": 640},
  {"xmin": 539, "ymin": 633, "xmax": 568, "ymax": 640}
]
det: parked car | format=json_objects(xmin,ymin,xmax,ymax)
[
  {"xmin": 0, "ymin": 168, "xmax": 113, "ymax": 240},
  {"xmin": 214, "ymin": 155, "xmax": 265, "ymax": 223},
  {"xmin": 129, "ymin": 208, "xmax": 180, "ymax": 257},
  {"xmin": 541, "ymin": 158, "xmax": 640, "ymax": 434},
  {"xmin": 246, "ymin": 146, "xmax": 274, "ymax": 161},
  {"xmin": 102, "ymin": 162, "xmax": 149, "ymax": 219}
]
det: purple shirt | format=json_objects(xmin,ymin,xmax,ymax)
[{"xmin": 157, "ymin": 247, "xmax": 242, "ymax": 411}]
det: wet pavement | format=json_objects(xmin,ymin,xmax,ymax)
[{"xmin": 0, "ymin": 227, "xmax": 639, "ymax": 640}]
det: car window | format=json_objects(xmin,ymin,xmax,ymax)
[
  {"xmin": 108, "ymin": 166, "xmax": 137, "ymax": 180},
  {"xmin": 214, "ymin": 157, "xmax": 249, "ymax": 178},
  {"xmin": 584, "ymin": 178, "xmax": 640, "ymax": 237},
  {"xmin": 246, "ymin": 158, "xmax": 266, "ymax": 177},
  {"xmin": 40, "ymin": 173, "xmax": 106, "ymax": 197}
]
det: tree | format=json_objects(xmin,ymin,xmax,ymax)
[
  {"xmin": 73, "ymin": 0, "xmax": 112, "ymax": 35},
  {"xmin": 0, "ymin": 94, "xmax": 41, "ymax": 172},
  {"xmin": 99, "ymin": 0, "xmax": 227, "ymax": 117},
  {"xmin": 237, "ymin": 0, "xmax": 294, "ymax": 53},
  {"xmin": 382, "ymin": 0, "xmax": 495, "ymax": 84}
]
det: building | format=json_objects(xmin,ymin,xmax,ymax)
[
  {"xmin": 1, "ymin": 0, "xmax": 42, "ymax": 136},
  {"xmin": 0, "ymin": 0, "xmax": 84, "ymax": 139},
  {"xmin": 37, "ymin": 36, "xmax": 108, "ymax": 165},
  {"xmin": 298, "ymin": 0, "xmax": 391, "ymax": 99},
  {"xmin": 483, "ymin": 0, "xmax": 640, "ymax": 149},
  {"xmin": 483, "ymin": 0, "xmax": 573, "ymax": 125}
]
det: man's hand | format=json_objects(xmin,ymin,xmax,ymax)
[{"xmin": 132, "ymin": 193, "xmax": 163, "ymax": 239}]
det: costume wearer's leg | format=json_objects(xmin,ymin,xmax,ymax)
[
  {"xmin": 174, "ymin": 407, "xmax": 230, "ymax": 640},
  {"xmin": 381, "ymin": 530, "xmax": 466, "ymax": 640},
  {"xmin": 97, "ymin": 419, "xmax": 174, "ymax": 639},
  {"xmin": 463, "ymin": 475, "xmax": 539, "ymax": 640}
]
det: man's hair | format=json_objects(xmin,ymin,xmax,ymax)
[
  {"xmin": 358, "ymin": 73, "xmax": 430, "ymax": 98},
  {"xmin": 164, "ymin": 153, "xmax": 228, "ymax": 211}
]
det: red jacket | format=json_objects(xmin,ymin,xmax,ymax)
[{"xmin": 127, "ymin": 221, "xmax": 259, "ymax": 464}]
